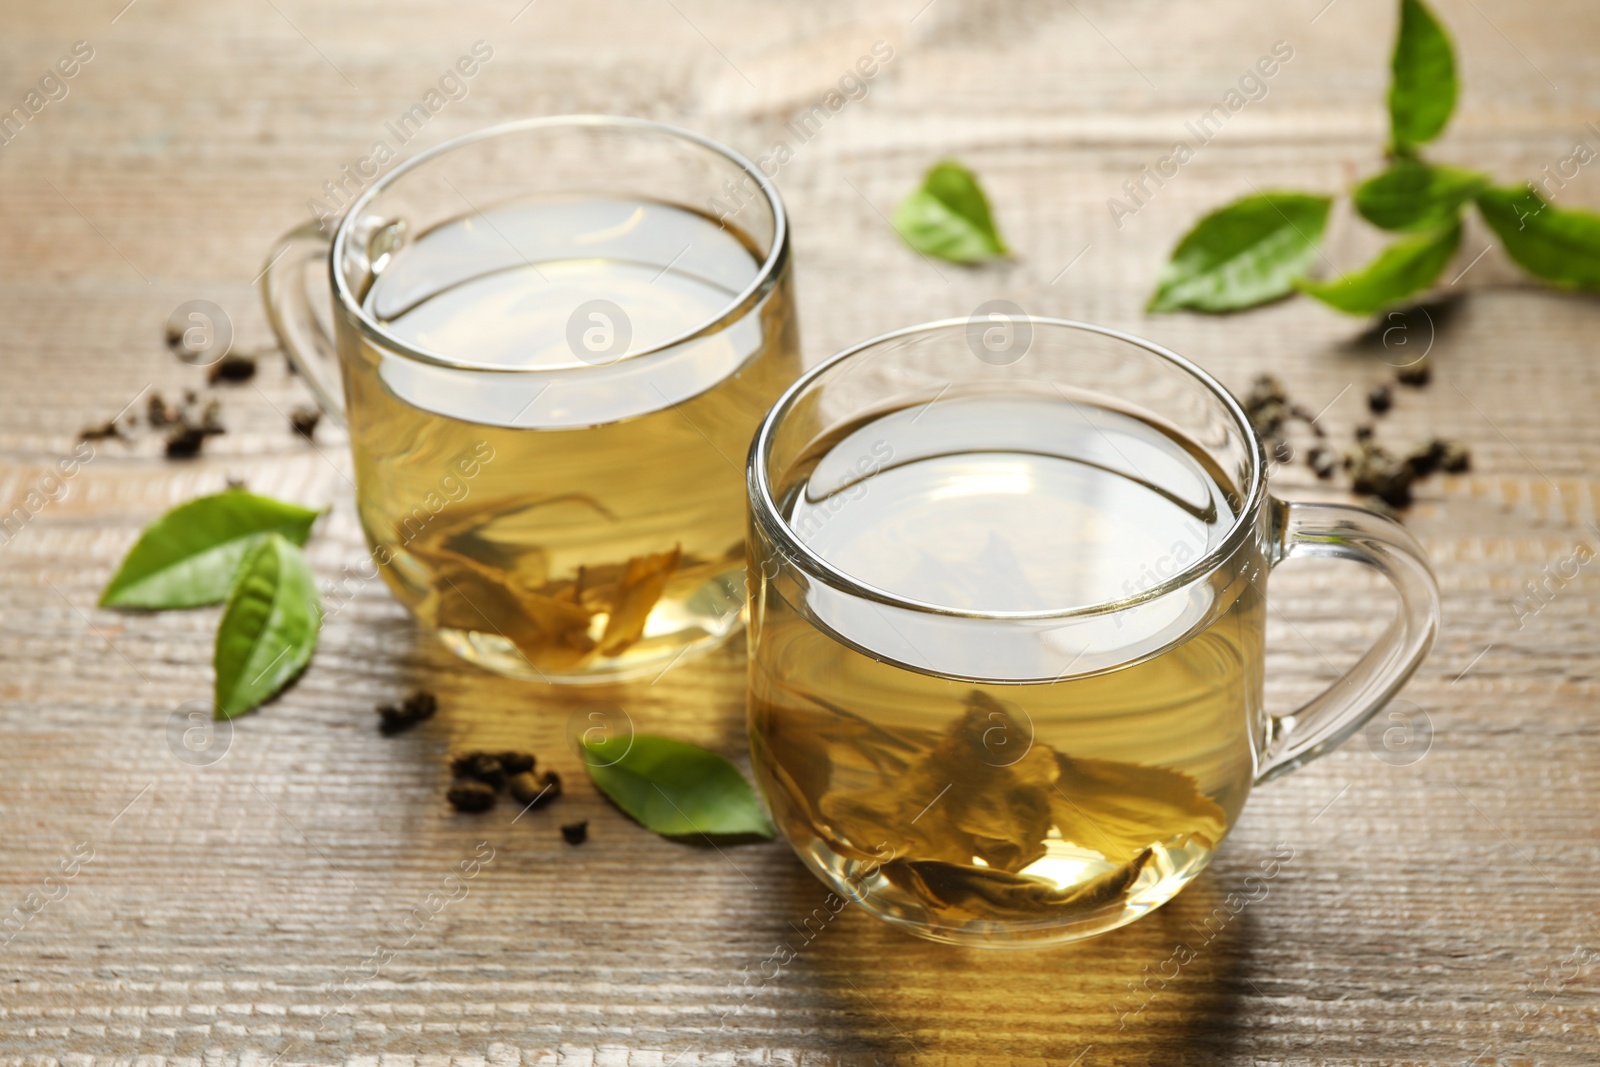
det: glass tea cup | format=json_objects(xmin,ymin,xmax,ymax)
[
  {"xmin": 745, "ymin": 317, "xmax": 1440, "ymax": 947},
  {"xmin": 262, "ymin": 116, "xmax": 799, "ymax": 683}
]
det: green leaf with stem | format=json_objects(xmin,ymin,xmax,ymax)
[
  {"xmin": 892, "ymin": 161, "xmax": 1009, "ymax": 263},
  {"xmin": 1148, "ymin": 192, "xmax": 1332, "ymax": 313},
  {"xmin": 1296, "ymin": 222, "xmax": 1462, "ymax": 315},
  {"xmin": 100, "ymin": 490, "xmax": 321, "ymax": 609},
  {"xmin": 214, "ymin": 533, "xmax": 321, "ymax": 719},
  {"xmin": 1389, "ymin": 0, "xmax": 1458, "ymax": 153},
  {"xmin": 582, "ymin": 734, "xmax": 775, "ymax": 841},
  {"xmin": 1476, "ymin": 185, "xmax": 1600, "ymax": 291}
]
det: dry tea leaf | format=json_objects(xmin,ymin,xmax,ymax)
[
  {"xmin": 447, "ymin": 781, "xmax": 496, "ymax": 813},
  {"xmin": 596, "ymin": 546, "xmax": 680, "ymax": 655},
  {"xmin": 377, "ymin": 689, "xmax": 437, "ymax": 735}
]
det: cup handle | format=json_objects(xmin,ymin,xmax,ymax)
[
  {"xmin": 1255, "ymin": 496, "xmax": 1442, "ymax": 784},
  {"xmin": 260, "ymin": 222, "xmax": 347, "ymax": 428}
]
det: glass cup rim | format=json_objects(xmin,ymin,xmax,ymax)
[
  {"xmin": 328, "ymin": 114, "xmax": 789, "ymax": 375},
  {"xmin": 747, "ymin": 316, "xmax": 1269, "ymax": 622}
]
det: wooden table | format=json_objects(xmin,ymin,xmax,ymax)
[{"xmin": 2, "ymin": 1, "xmax": 1596, "ymax": 1062}]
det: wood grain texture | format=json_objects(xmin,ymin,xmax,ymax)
[{"xmin": 1, "ymin": 0, "xmax": 1597, "ymax": 1063}]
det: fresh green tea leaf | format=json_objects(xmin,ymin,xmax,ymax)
[
  {"xmin": 1355, "ymin": 159, "xmax": 1487, "ymax": 231},
  {"xmin": 1296, "ymin": 222, "xmax": 1461, "ymax": 315},
  {"xmin": 582, "ymin": 734, "xmax": 775, "ymax": 841},
  {"xmin": 1148, "ymin": 192, "xmax": 1332, "ymax": 313},
  {"xmin": 1476, "ymin": 185, "xmax": 1600, "ymax": 291},
  {"xmin": 214, "ymin": 533, "xmax": 321, "ymax": 719},
  {"xmin": 100, "ymin": 490, "xmax": 321, "ymax": 609},
  {"xmin": 1389, "ymin": 0, "xmax": 1457, "ymax": 152},
  {"xmin": 892, "ymin": 161, "xmax": 1009, "ymax": 263}
]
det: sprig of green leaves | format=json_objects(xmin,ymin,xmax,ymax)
[
  {"xmin": 1354, "ymin": 159, "xmax": 1487, "ymax": 232},
  {"xmin": 101, "ymin": 489, "xmax": 324, "ymax": 719},
  {"xmin": 1150, "ymin": 0, "xmax": 1600, "ymax": 316}
]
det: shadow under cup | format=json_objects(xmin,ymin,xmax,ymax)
[
  {"xmin": 263, "ymin": 117, "xmax": 800, "ymax": 683},
  {"xmin": 745, "ymin": 318, "xmax": 1439, "ymax": 947}
]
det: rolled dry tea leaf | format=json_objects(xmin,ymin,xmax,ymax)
[
  {"xmin": 200, "ymin": 399, "xmax": 224, "ymax": 434},
  {"xmin": 1288, "ymin": 403, "xmax": 1326, "ymax": 437},
  {"xmin": 403, "ymin": 689, "xmax": 438, "ymax": 719},
  {"xmin": 148, "ymin": 392, "xmax": 180, "ymax": 427},
  {"xmin": 289, "ymin": 406, "xmax": 321, "ymax": 440},
  {"xmin": 165, "ymin": 426, "xmax": 207, "ymax": 459},
  {"xmin": 1308, "ymin": 445, "xmax": 1338, "ymax": 480},
  {"xmin": 510, "ymin": 769, "xmax": 562, "ymax": 807},
  {"xmin": 506, "ymin": 772, "xmax": 538, "ymax": 803},
  {"xmin": 447, "ymin": 780, "xmax": 496, "ymax": 813},
  {"xmin": 1242, "ymin": 374, "xmax": 1289, "ymax": 437},
  {"xmin": 1347, "ymin": 439, "xmax": 1415, "ymax": 508},
  {"xmin": 163, "ymin": 399, "xmax": 227, "ymax": 460},
  {"xmin": 376, "ymin": 703, "xmax": 405, "ymax": 734},
  {"xmin": 498, "ymin": 751, "xmax": 535, "ymax": 775},
  {"xmin": 561, "ymin": 821, "xmax": 588, "ymax": 845},
  {"xmin": 377, "ymin": 689, "xmax": 437, "ymax": 736},
  {"xmin": 207, "ymin": 354, "xmax": 257, "ymax": 384},
  {"xmin": 78, "ymin": 418, "xmax": 125, "ymax": 442},
  {"xmin": 1396, "ymin": 358, "xmax": 1431, "ymax": 386},
  {"xmin": 1404, "ymin": 438, "xmax": 1446, "ymax": 477},
  {"xmin": 451, "ymin": 752, "xmax": 506, "ymax": 790},
  {"xmin": 1405, "ymin": 436, "xmax": 1471, "ymax": 477}
]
